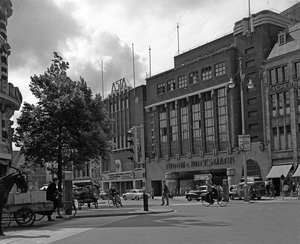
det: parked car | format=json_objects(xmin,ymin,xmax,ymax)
[
  {"xmin": 229, "ymin": 185, "xmax": 238, "ymax": 200},
  {"xmin": 122, "ymin": 189, "xmax": 151, "ymax": 200},
  {"xmin": 237, "ymin": 181, "xmax": 266, "ymax": 200},
  {"xmin": 185, "ymin": 185, "xmax": 208, "ymax": 201}
]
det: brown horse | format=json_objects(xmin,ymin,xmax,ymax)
[{"xmin": 0, "ymin": 169, "xmax": 28, "ymax": 236}]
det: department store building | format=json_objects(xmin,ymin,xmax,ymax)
[{"xmin": 144, "ymin": 9, "xmax": 294, "ymax": 195}]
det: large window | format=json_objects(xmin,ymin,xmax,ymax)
[
  {"xmin": 167, "ymin": 79, "xmax": 176, "ymax": 92},
  {"xmin": 217, "ymin": 88, "xmax": 228, "ymax": 151},
  {"xmin": 215, "ymin": 62, "xmax": 226, "ymax": 77},
  {"xmin": 189, "ymin": 71, "xmax": 199, "ymax": 85},
  {"xmin": 192, "ymin": 102, "xmax": 202, "ymax": 154},
  {"xmin": 204, "ymin": 92, "xmax": 214, "ymax": 152},
  {"xmin": 169, "ymin": 102, "xmax": 178, "ymax": 157},
  {"xmin": 269, "ymin": 65, "xmax": 288, "ymax": 85},
  {"xmin": 159, "ymin": 106, "xmax": 168, "ymax": 157},
  {"xmin": 157, "ymin": 82, "xmax": 165, "ymax": 95},
  {"xmin": 294, "ymin": 61, "xmax": 300, "ymax": 79},
  {"xmin": 180, "ymin": 103, "xmax": 189, "ymax": 155},
  {"xmin": 270, "ymin": 91, "xmax": 291, "ymax": 151},
  {"xmin": 178, "ymin": 75, "xmax": 187, "ymax": 88},
  {"xmin": 202, "ymin": 66, "xmax": 212, "ymax": 81}
]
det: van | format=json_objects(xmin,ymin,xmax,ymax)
[{"xmin": 237, "ymin": 181, "xmax": 266, "ymax": 200}]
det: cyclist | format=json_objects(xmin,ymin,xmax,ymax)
[
  {"xmin": 205, "ymin": 175, "xmax": 218, "ymax": 204},
  {"xmin": 46, "ymin": 178, "xmax": 59, "ymax": 221},
  {"xmin": 109, "ymin": 186, "xmax": 122, "ymax": 207}
]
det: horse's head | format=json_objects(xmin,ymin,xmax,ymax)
[{"xmin": 14, "ymin": 172, "xmax": 28, "ymax": 193}]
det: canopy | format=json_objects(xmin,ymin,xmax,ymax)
[
  {"xmin": 292, "ymin": 165, "xmax": 300, "ymax": 177},
  {"xmin": 266, "ymin": 164, "xmax": 292, "ymax": 179}
]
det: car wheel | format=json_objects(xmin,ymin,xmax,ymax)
[
  {"xmin": 187, "ymin": 196, "xmax": 192, "ymax": 201},
  {"xmin": 229, "ymin": 195, "xmax": 235, "ymax": 200},
  {"xmin": 135, "ymin": 196, "xmax": 140, "ymax": 200},
  {"xmin": 257, "ymin": 197, "xmax": 261, "ymax": 200},
  {"xmin": 196, "ymin": 199, "xmax": 200, "ymax": 201},
  {"xmin": 123, "ymin": 196, "xmax": 127, "ymax": 200}
]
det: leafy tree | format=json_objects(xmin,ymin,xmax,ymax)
[{"xmin": 13, "ymin": 52, "xmax": 113, "ymax": 190}]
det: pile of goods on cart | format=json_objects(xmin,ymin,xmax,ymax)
[{"xmin": 72, "ymin": 181, "xmax": 100, "ymax": 210}]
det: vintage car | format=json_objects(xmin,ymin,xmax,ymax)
[
  {"xmin": 122, "ymin": 189, "xmax": 150, "ymax": 200},
  {"xmin": 229, "ymin": 185, "xmax": 238, "ymax": 200},
  {"xmin": 185, "ymin": 185, "xmax": 209, "ymax": 201},
  {"xmin": 237, "ymin": 181, "xmax": 266, "ymax": 200}
]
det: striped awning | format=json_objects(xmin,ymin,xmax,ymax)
[
  {"xmin": 292, "ymin": 165, "xmax": 300, "ymax": 177},
  {"xmin": 266, "ymin": 164, "xmax": 292, "ymax": 179}
]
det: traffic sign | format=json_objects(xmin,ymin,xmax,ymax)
[{"xmin": 238, "ymin": 134, "xmax": 251, "ymax": 151}]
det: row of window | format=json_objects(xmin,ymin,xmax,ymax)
[
  {"xmin": 109, "ymin": 97, "xmax": 129, "ymax": 113},
  {"xmin": 268, "ymin": 61, "xmax": 300, "ymax": 85},
  {"xmin": 158, "ymin": 88, "xmax": 229, "ymax": 157},
  {"xmin": 157, "ymin": 61, "xmax": 226, "ymax": 95}
]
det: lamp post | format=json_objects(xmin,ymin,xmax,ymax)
[{"xmin": 228, "ymin": 58, "xmax": 254, "ymax": 203}]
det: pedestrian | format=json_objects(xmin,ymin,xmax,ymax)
[
  {"xmin": 46, "ymin": 178, "xmax": 59, "ymax": 221},
  {"xmin": 265, "ymin": 179, "xmax": 270, "ymax": 196},
  {"xmin": 180, "ymin": 186, "xmax": 183, "ymax": 196},
  {"xmin": 161, "ymin": 181, "xmax": 169, "ymax": 206},
  {"xmin": 174, "ymin": 185, "xmax": 177, "ymax": 197},
  {"xmin": 297, "ymin": 183, "xmax": 300, "ymax": 199},
  {"xmin": 151, "ymin": 187, "xmax": 154, "ymax": 199},
  {"xmin": 269, "ymin": 182, "xmax": 275, "ymax": 198}
]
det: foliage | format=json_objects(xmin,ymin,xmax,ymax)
[{"xmin": 13, "ymin": 52, "xmax": 112, "ymax": 187}]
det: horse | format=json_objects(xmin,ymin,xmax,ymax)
[{"xmin": 0, "ymin": 168, "xmax": 28, "ymax": 236}]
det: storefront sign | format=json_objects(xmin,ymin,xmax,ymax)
[
  {"xmin": 134, "ymin": 169, "xmax": 144, "ymax": 179},
  {"xmin": 102, "ymin": 171, "xmax": 134, "ymax": 181},
  {"xmin": 194, "ymin": 174, "xmax": 211, "ymax": 180},
  {"xmin": 238, "ymin": 134, "xmax": 251, "ymax": 151},
  {"xmin": 165, "ymin": 156, "xmax": 234, "ymax": 170}
]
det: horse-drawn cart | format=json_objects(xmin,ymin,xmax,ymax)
[
  {"xmin": 2, "ymin": 191, "xmax": 77, "ymax": 229},
  {"xmin": 72, "ymin": 181, "xmax": 99, "ymax": 210}
]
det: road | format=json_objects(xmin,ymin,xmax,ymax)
[{"xmin": 0, "ymin": 197, "xmax": 299, "ymax": 244}]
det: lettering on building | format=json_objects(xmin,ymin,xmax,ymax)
[
  {"xmin": 165, "ymin": 156, "xmax": 234, "ymax": 170},
  {"xmin": 268, "ymin": 80, "xmax": 299, "ymax": 93},
  {"xmin": 111, "ymin": 78, "xmax": 131, "ymax": 94}
]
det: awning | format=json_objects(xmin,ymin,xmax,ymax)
[
  {"xmin": 292, "ymin": 165, "xmax": 300, "ymax": 177},
  {"xmin": 266, "ymin": 164, "xmax": 293, "ymax": 179},
  {"xmin": 72, "ymin": 179, "xmax": 92, "ymax": 186}
]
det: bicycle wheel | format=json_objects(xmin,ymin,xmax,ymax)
[
  {"xmin": 57, "ymin": 201, "xmax": 77, "ymax": 220},
  {"xmin": 108, "ymin": 198, "xmax": 115, "ymax": 208},
  {"xmin": 217, "ymin": 192, "xmax": 229, "ymax": 207},
  {"xmin": 2, "ymin": 209, "xmax": 11, "ymax": 231}
]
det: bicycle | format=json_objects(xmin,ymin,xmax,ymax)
[
  {"xmin": 55, "ymin": 192, "xmax": 77, "ymax": 220},
  {"xmin": 202, "ymin": 185, "xmax": 229, "ymax": 207},
  {"xmin": 108, "ymin": 194, "xmax": 122, "ymax": 208}
]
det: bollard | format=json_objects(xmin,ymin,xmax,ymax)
[{"xmin": 143, "ymin": 192, "xmax": 148, "ymax": 211}]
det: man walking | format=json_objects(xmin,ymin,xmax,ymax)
[
  {"xmin": 161, "ymin": 181, "xmax": 169, "ymax": 206},
  {"xmin": 46, "ymin": 178, "xmax": 59, "ymax": 221}
]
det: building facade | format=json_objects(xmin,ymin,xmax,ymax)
[
  {"xmin": 263, "ymin": 21, "xmax": 300, "ymax": 194},
  {"xmin": 144, "ymin": 9, "xmax": 294, "ymax": 196},
  {"xmin": 99, "ymin": 78, "xmax": 147, "ymax": 194},
  {"xmin": 0, "ymin": 0, "xmax": 23, "ymax": 177}
]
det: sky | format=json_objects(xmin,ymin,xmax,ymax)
[{"xmin": 7, "ymin": 0, "xmax": 298, "ymax": 128}]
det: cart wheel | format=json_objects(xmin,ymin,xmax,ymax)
[
  {"xmin": 14, "ymin": 207, "xmax": 36, "ymax": 227},
  {"xmin": 94, "ymin": 202, "xmax": 98, "ymax": 209},
  {"xmin": 2, "ymin": 209, "xmax": 11, "ymax": 231}
]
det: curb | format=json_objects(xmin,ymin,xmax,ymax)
[{"xmin": 73, "ymin": 208, "xmax": 175, "ymax": 219}]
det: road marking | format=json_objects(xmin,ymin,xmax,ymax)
[{"xmin": 0, "ymin": 228, "xmax": 93, "ymax": 244}]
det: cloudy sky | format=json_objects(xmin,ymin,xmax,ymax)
[{"xmin": 7, "ymin": 0, "xmax": 296, "ymax": 124}]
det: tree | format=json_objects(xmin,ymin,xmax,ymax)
[{"xmin": 13, "ymin": 52, "xmax": 113, "ymax": 190}]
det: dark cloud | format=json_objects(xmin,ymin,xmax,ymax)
[
  {"xmin": 68, "ymin": 31, "xmax": 147, "ymax": 97},
  {"xmin": 8, "ymin": 0, "xmax": 78, "ymax": 70}
]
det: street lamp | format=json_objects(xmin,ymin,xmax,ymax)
[{"xmin": 228, "ymin": 59, "xmax": 254, "ymax": 203}]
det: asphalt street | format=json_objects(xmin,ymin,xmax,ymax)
[{"xmin": 0, "ymin": 196, "xmax": 299, "ymax": 244}]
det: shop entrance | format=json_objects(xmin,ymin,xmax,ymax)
[{"xmin": 152, "ymin": 180, "xmax": 162, "ymax": 196}]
